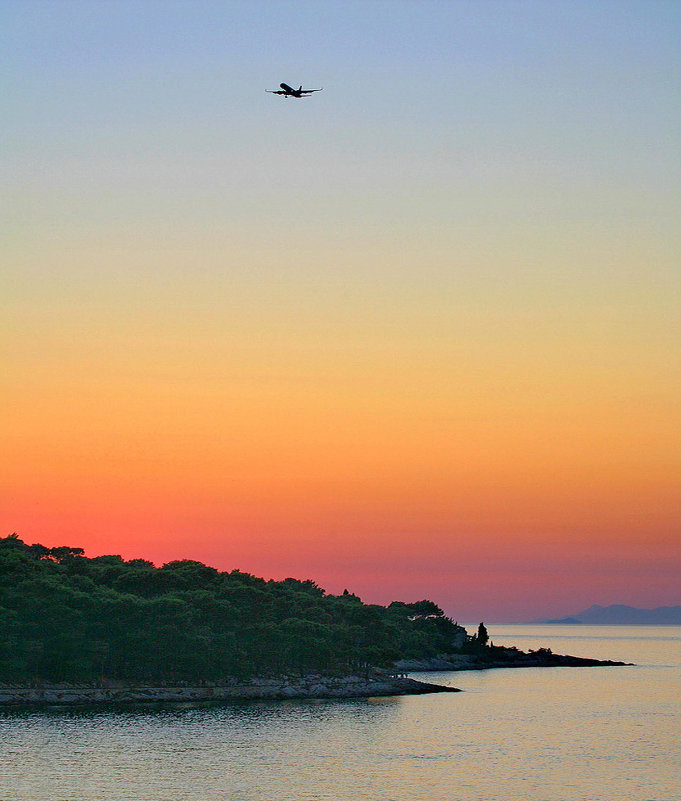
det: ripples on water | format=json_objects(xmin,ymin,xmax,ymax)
[{"xmin": 1, "ymin": 626, "xmax": 679, "ymax": 801}]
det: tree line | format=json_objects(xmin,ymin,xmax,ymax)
[{"xmin": 0, "ymin": 534, "xmax": 469, "ymax": 685}]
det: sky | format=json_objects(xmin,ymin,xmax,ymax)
[{"xmin": 3, "ymin": 1, "xmax": 680, "ymax": 622}]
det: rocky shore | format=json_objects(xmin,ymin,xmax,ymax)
[
  {"xmin": 0, "ymin": 674, "xmax": 459, "ymax": 706},
  {"xmin": 395, "ymin": 649, "xmax": 630, "ymax": 672},
  {"xmin": 0, "ymin": 650, "xmax": 630, "ymax": 707}
]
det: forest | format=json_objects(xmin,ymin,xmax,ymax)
[{"xmin": 0, "ymin": 534, "xmax": 469, "ymax": 684}]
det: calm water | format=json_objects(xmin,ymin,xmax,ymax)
[{"xmin": 1, "ymin": 626, "xmax": 679, "ymax": 801}]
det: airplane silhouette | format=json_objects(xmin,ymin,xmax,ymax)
[{"xmin": 266, "ymin": 83, "xmax": 323, "ymax": 98}]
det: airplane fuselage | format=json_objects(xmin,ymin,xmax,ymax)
[
  {"xmin": 280, "ymin": 83, "xmax": 303, "ymax": 97},
  {"xmin": 266, "ymin": 82, "xmax": 322, "ymax": 98}
]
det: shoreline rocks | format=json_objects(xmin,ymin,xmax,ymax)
[
  {"xmin": 0, "ymin": 674, "xmax": 459, "ymax": 707},
  {"xmin": 394, "ymin": 650, "xmax": 630, "ymax": 672},
  {"xmin": 0, "ymin": 651, "xmax": 631, "ymax": 707}
]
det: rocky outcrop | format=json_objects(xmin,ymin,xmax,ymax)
[
  {"xmin": 394, "ymin": 648, "xmax": 630, "ymax": 672},
  {"xmin": 0, "ymin": 674, "xmax": 459, "ymax": 706}
]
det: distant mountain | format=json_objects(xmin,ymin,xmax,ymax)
[{"xmin": 533, "ymin": 604, "xmax": 681, "ymax": 625}]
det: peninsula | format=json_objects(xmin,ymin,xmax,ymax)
[{"xmin": 0, "ymin": 535, "xmax": 626, "ymax": 705}]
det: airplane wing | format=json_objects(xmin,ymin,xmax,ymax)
[
  {"xmin": 300, "ymin": 88, "xmax": 323, "ymax": 93},
  {"xmin": 266, "ymin": 90, "xmax": 288, "ymax": 94}
]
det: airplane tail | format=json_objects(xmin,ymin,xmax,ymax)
[{"xmin": 299, "ymin": 85, "xmax": 302, "ymax": 92}]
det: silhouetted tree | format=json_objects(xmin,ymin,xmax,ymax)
[{"xmin": 477, "ymin": 622, "xmax": 489, "ymax": 646}]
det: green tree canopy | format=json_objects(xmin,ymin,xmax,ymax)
[{"xmin": 0, "ymin": 534, "xmax": 469, "ymax": 684}]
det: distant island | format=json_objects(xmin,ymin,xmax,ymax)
[
  {"xmin": 533, "ymin": 603, "xmax": 681, "ymax": 625},
  {"xmin": 0, "ymin": 535, "xmax": 627, "ymax": 704}
]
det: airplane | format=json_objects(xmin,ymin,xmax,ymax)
[{"xmin": 266, "ymin": 82, "xmax": 323, "ymax": 98}]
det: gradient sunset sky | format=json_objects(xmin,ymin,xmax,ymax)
[{"xmin": 3, "ymin": 1, "xmax": 680, "ymax": 621}]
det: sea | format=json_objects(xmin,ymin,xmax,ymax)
[{"xmin": 1, "ymin": 625, "xmax": 678, "ymax": 801}]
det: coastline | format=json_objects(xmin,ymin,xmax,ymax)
[
  {"xmin": 0, "ymin": 651, "xmax": 633, "ymax": 707},
  {"xmin": 0, "ymin": 649, "xmax": 630, "ymax": 706},
  {"xmin": 0, "ymin": 675, "xmax": 460, "ymax": 706},
  {"xmin": 395, "ymin": 651, "xmax": 630, "ymax": 672}
]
